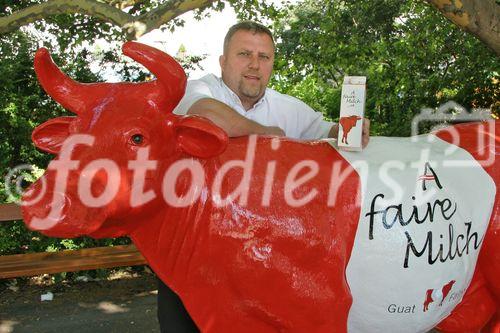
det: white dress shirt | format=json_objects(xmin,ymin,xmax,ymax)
[{"xmin": 173, "ymin": 74, "xmax": 335, "ymax": 139}]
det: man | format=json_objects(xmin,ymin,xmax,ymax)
[
  {"xmin": 172, "ymin": 21, "xmax": 370, "ymax": 143},
  {"xmin": 158, "ymin": 21, "xmax": 370, "ymax": 332}
]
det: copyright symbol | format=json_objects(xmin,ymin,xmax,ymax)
[{"xmin": 4, "ymin": 164, "xmax": 46, "ymax": 206}]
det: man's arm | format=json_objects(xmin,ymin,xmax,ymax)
[{"xmin": 187, "ymin": 98, "xmax": 284, "ymax": 137}]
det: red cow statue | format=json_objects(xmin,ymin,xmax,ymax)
[{"xmin": 21, "ymin": 42, "xmax": 499, "ymax": 333}]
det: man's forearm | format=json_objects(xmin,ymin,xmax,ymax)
[{"xmin": 187, "ymin": 98, "xmax": 284, "ymax": 137}]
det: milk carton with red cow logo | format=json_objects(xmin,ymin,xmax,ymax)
[{"xmin": 338, "ymin": 76, "xmax": 366, "ymax": 151}]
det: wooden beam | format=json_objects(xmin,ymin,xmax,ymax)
[
  {"xmin": 0, "ymin": 203, "xmax": 147, "ymax": 279},
  {"xmin": 0, "ymin": 245, "xmax": 147, "ymax": 279},
  {"xmin": 0, "ymin": 203, "xmax": 22, "ymax": 222}
]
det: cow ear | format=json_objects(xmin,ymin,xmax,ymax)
[
  {"xmin": 32, "ymin": 117, "xmax": 75, "ymax": 154},
  {"xmin": 174, "ymin": 116, "xmax": 228, "ymax": 158}
]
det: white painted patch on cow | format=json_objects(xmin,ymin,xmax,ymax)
[{"xmin": 326, "ymin": 133, "xmax": 495, "ymax": 333}]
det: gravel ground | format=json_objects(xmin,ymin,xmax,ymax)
[{"xmin": 0, "ymin": 269, "xmax": 160, "ymax": 333}]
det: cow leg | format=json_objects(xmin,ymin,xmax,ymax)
[{"xmin": 435, "ymin": 270, "xmax": 496, "ymax": 333}]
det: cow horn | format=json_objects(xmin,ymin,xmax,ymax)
[
  {"xmin": 34, "ymin": 48, "xmax": 92, "ymax": 116},
  {"xmin": 122, "ymin": 41, "xmax": 187, "ymax": 112}
]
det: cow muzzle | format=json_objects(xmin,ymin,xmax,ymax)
[{"xmin": 21, "ymin": 177, "xmax": 107, "ymax": 238}]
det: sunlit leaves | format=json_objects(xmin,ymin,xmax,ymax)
[{"xmin": 271, "ymin": 0, "xmax": 499, "ymax": 136}]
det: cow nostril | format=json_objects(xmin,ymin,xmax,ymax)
[
  {"xmin": 25, "ymin": 191, "xmax": 71, "ymax": 231},
  {"xmin": 52, "ymin": 191, "xmax": 70, "ymax": 210},
  {"xmin": 40, "ymin": 192, "xmax": 71, "ymax": 218}
]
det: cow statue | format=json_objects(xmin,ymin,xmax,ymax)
[{"xmin": 21, "ymin": 42, "xmax": 499, "ymax": 333}]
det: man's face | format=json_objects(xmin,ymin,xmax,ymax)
[{"xmin": 219, "ymin": 30, "xmax": 275, "ymax": 108}]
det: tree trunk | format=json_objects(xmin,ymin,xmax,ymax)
[
  {"xmin": 0, "ymin": 0, "xmax": 216, "ymax": 40},
  {"xmin": 426, "ymin": 0, "xmax": 500, "ymax": 55}
]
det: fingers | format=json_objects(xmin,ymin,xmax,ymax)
[
  {"xmin": 363, "ymin": 118, "xmax": 370, "ymax": 131},
  {"xmin": 267, "ymin": 126, "xmax": 285, "ymax": 137},
  {"xmin": 328, "ymin": 123, "xmax": 340, "ymax": 138},
  {"xmin": 362, "ymin": 118, "xmax": 370, "ymax": 148}
]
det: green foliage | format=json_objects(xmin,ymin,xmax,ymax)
[
  {"xmin": 271, "ymin": 0, "xmax": 499, "ymax": 136},
  {"xmin": 271, "ymin": 74, "xmax": 339, "ymax": 122}
]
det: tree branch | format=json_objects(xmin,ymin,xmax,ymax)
[
  {"xmin": 325, "ymin": 68, "xmax": 339, "ymax": 87},
  {"xmin": 425, "ymin": 0, "xmax": 500, "ymax": 55},
  {"xmin": 0, "ymin": 0, "xmax": 131, "ymax": 34},
  {"xmin": 134, "ymin": 0, "xmax": 216, "ymax": 37},
  {"xmin": 0, "ymin": 0, "xmax": 217, "ymax": 40}
]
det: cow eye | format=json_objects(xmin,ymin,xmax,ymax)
[{"xmin": 131, "ymin": 134, "xmax": 144, "ymax": 145}]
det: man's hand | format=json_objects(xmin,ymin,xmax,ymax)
[
  {"xmin": 264, "ymin": 126, "xmax": 285, "ymax": 137},
  {"xmin": 329, "ymin": 123, "xmax": 339, "ymax": 138},
  {"xmin": 361, "ymin": 118, "xmax": 370, "ymax": 148}
]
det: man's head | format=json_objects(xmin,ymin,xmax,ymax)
[{"xmin": 219, "ymin": 21, "xmax": 275, "ymax": 109}]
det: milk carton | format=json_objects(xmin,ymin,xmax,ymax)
[{"xmin": 338, "ymin": 76, "xmax": 366, "ymax": 151}]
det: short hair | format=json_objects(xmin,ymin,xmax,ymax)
[{"xmin": 223, "ymin": 21, "xmax": 275, "ymax": 54}]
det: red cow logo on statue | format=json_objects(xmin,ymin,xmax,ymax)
[
  {"xmin": 21, "ymin": 42, "xmax": 499, "ymax": 333},
  {"xmin": 339, "ymin": 115, "xmax": 362, "ymax": 144},
  {"xmin": 423, "ymin": 280, "xmax": 456, "ymax": 312}
]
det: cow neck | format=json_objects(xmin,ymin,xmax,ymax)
[{"xmin": 129, "ymin": 157, "xmax": 219, "ymax": 290}]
